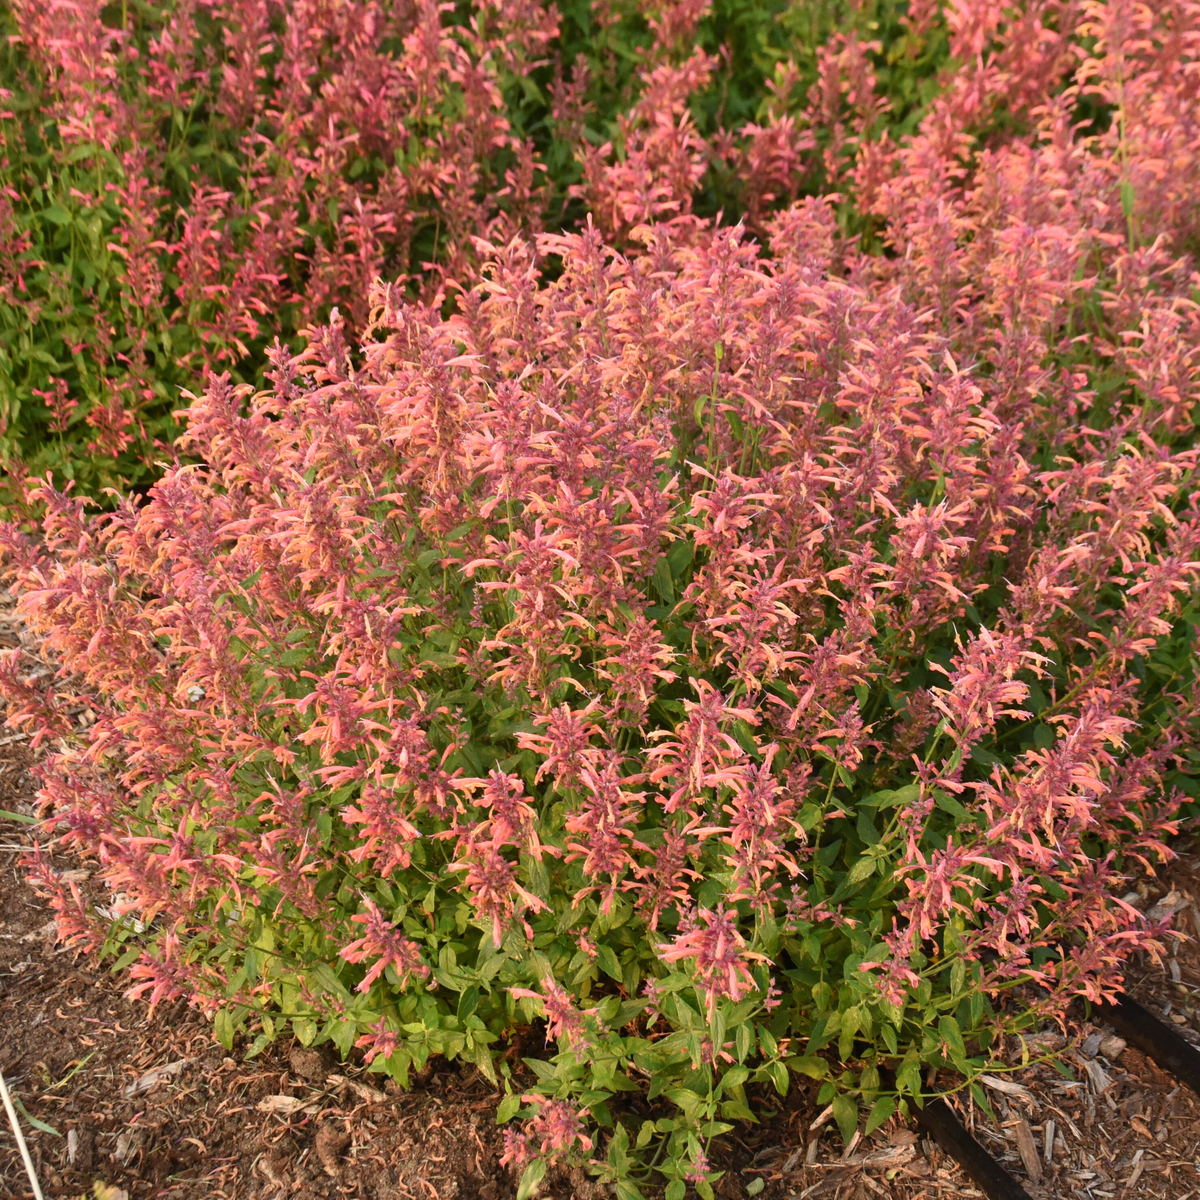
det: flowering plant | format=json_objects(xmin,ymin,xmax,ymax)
[
  {"xmin": 6, "ymin": 1, "xmax": 1200, "ymax": 1196},
  {"xmin": 0, "ymin": 0, "xmax": 943, "ymax": 505}
]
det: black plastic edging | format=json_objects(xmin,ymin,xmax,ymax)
[
  {"xmin": 872, "ymin": 987, "xmax": 1199, "ymax": 1200},
  {"xmin": 912, "ymin": 1098, "xmax": 1036, "ymax": 1200},
  {"xmin": 1094, "ymin": 991, "xmax": 1200, "ymax": 1095},
  {"xmin": 876, "ymin": 1066, "xmax": 1035, "ymax": 1200}
]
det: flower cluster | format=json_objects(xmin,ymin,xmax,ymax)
[
  {"xmin": 0, "ymin": 0, "xmax": 935, "ymax": 501},
  {"xmin": 5, "ymin": 0, "xmax": 1200, "ymax": 1191}
]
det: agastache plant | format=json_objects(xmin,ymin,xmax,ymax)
[
  {"xmin": 0, "ymin": 0, "xmax": 947, "ymax": 505},
  {"xmin": 5, "ymin": 2, "xmax": 1200, "ymax": 1197}
]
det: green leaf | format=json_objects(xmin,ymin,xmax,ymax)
[
  {"xmin": 0, "ymin": 808, "xmax": 38, "ymax": 825},
  {"xmin": 245, "ymin": 1031, "xmax": 272, "ymax": 1060},
  {"xmin": 597, "ymin": 943, "xmax": 622, "ymax": 981},
  {"xmin": 665, "ymin": 1183, "xmax": 686, "ymax": 1200},
  {"xmin": 458, "ymin": 986, "xmax": 480, "ymax": 1020},
  {"xmin": 517, "ymin": 1158, "xmax": 547, "ymax": 1200},
  {"xmin": 736, "ymin": 1021, "xmax": 752, "ymax": 1063},
  {"xmin": 856, "ymin": 809, "xmax": 880, "ymax": 845},
  {"xmin": 718, "ymin": 1066, "xmax": 750, "ymax": 1094},
  {"xmin": 969, "ymin": 744, "xmax": 1000, "ymax": 767},
  {"xmin": 12, "ymin": 1094, "xmax": 60, "ymax": 1136},
  {"xmin": 1121, "ymin": 179, "xmax": 1136, "ymax": 220},
  {"xmin": 789, "ymin": 1056, "xmax": 829, "ymax": 1079},
  {"xmin": 666, "ymin": 539, "xmax": 694, "ymax": 576},
  {"xmin": 746, "ymin": 1178, "xmax": 765, "ymax": 1196},
  {"xmin": 471, "ymin": 1033, "xmax": 497, "ymax": 1083},
  {"xmin": 420, "ymin": 648, "xmax": 460, "ymax": 668},
  {"xmin": 933, "ymin": 790, "xmax": 970, "ymax": 821},
  {"xmin": 896, "ymin": 1050, "xmax": 922, "ymax": 1096},
  {"xmin": 832, "ymin": 1093, "xmax": 858, "ymax": 1144},
  {"xmin": 42, "ymin": 203, "xmax": 71, "ymax": 226},
  {"xmin": 969, "ymin": 1080, "xmax": 995, "ymax": 1122},
  {"xmin": 214, "ymin": 1008, "xmax": 235, "ymax": 1050},
  {"xmin": 110, "ymin": 945, "xmax": 142, "ymax": 971},
  {"xmin": 846, "ymin": 855, "xmax": 876, "ymax": 885},
  {"xmin": 330, "ymin": 1018, "xmax": 358, "ymax": 1057},
  {"xmin": 653, "ymin": 557, "xmax": 675, "ymax": 604},
  {"xmin": 864, "ymin": 1095, "xmax": 896, "ymax": 1136},
  {"xmin": 607, "ymin": 1122, "xmax": 630, "ymax": 1171},
  {"xmin": 497, "ymin": 1093, "xmax": 521, "ymax": 1123},
  {"xmin": 312, "ymin": 962, "xmax": 351, "ymax": 999},
  {"xmin": 720, "ymin": 1099, "xmax": 756, "ymax": 1120},
  {"xmin": 950, "ymin": 958, "xmax": 965, "ymax": 994},
  {"xmin": 709, "ymin": 1007, "xmax": 727, "ymax": 1055},
  {"xmin": 938, "ymin": 1015, "xmax": 967, "ymax": 1065}
]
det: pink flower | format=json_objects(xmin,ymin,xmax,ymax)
[
  {"xmin": 523, "ymin": 1096, "xmax": 594, "ymax": 1159},
  {"xmin": 340, "ymin": 898, "xmax": 430, "ymax": 992},
  {"xmin": 659, "ymin": 905, "xmax": 767, "ymax": 1017},
  {"xmin": 355, "ymin": 1016, "xmax": 401, "ymax": 1064},
  {"xmin": 509, "ymin": 978, "xmax": 590, "ymax": 1046}
]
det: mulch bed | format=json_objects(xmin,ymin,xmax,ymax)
[{"xmin": 5, "ymin": 584, "xmax": 1200, "ymax": 1199}]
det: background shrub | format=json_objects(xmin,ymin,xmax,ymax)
[
  {"xmin": 6, "ymin": 1, "xmax": 1200, "ymax": 1197},
  {"xmin": 0, "ymin": 0, "xmax": 946, "ymax": 505}
]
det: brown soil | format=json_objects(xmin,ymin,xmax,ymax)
[{"xmin": 4, "ymin": 585, "xmax": 1200, "ymax": 1199}]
